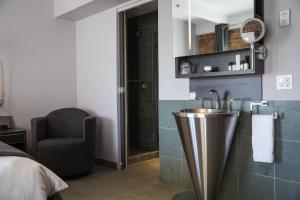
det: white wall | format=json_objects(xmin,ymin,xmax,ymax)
[
  {"xmin": 0, "ymin": 43, "xmax": 11, "ymax": 116},
  {"xmin": 76, "ymin": 9, "xmax": 119, "ymax": 162},
  {"xmin": 55, "ymin": 0, "xmax": 131, "ymax": 21},
  {"xmin": 0, "ymin": 0, "xmax": 77, "ymax": 130},
  {"xmin": 228, "ymin": 10, "xmax": 253, "ymax": 26},
  {"xmin": 173, "ymin": 18, "xmax": 197, "ymax": 57},
  {"xmin": 54, "ymin": 0, "xmax": 93, "ymax": 17},
  {"xmin": 159, "ymin": 0, "xmax": 189, "ymax": 100},
  {"xmin": 195, "ymin": 20, "xmax": 216, "ymax": 35}
]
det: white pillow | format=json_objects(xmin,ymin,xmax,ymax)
[{"xmin": 0, "ymin": 157, "xmax": 68, "ymax": 200}]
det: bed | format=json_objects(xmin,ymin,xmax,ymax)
[{"xmin": 0, "ymin": 141, "xmax": 68, "ymax": 200}]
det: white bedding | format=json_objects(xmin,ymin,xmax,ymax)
[{"xmin": 0, "ymin": 156, "xmax": 68, "ymax": 200}]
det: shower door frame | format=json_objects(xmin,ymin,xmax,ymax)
[{"xmin": 117, "ymin": 0, "xmax": 157, "ymax": 169}]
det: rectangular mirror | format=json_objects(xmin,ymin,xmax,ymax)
[{"xmin": 173, "ymin": 0, "xmax": 255, "ymax": 57}]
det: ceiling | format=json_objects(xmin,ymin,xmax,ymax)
[{"xmin": 126, "ymin": 1, "xmax": 158, "ymax": 19}]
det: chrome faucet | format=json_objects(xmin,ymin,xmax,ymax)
[
  {"xmin": 227, "ymin": 98, "xmax": 241, "ymax": 111},
  {"xmin": 195, "ymin": 97, "xmax": 205, "ymax": 108},
  {"xmin": 209, "ymin": 89, "xmax": 221, "ymax": 110}
]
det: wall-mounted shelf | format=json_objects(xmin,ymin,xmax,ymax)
[
  {"xmin": 175, "ymin": 48, "xmax": 264, "ymax": 79},
  {"xmin": 190, "ymin": 69, "xmax": 262, "ymax": 78}
]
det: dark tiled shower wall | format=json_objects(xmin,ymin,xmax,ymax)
[
  {"xmin": 127, "ymin": 11, "xmax": 158, "ymax": 151},
  {"xmin": 159, "ymin": 100, "xmax": 300, "ymax": 200}
]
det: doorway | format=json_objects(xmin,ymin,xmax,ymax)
[{"xmin": 119, "ymin": 1, "xmax": 159, "ymax": 167}]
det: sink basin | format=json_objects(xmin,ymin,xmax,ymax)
[
  {"xmin": 173, "ymin": 109, "xmax": 239, "ymax": 200},
  {"xmin": 175, "ymin": 109, "xmax": 233, "ymax": 116}
]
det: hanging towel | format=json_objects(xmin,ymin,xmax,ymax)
[{"xmin": 252, "ymin": 114, "xmax": 274, "ymax": 163}]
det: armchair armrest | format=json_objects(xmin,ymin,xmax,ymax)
[
  {"xmin": 83, "ymin": 116, "xmax": 96, "ymax": 169},
  {"xmin": 83, "ymin": 116, "xmax": 96, "ymax": 144},
  {"xmin": 30, "ymin": 117, "xmax": 48, "ymax": 158}
]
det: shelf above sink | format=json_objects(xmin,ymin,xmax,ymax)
[
  {"xmin": 178, "ymin": 69, "xmax": 263, "ymax": 79},
  {"xmin": 175, "ymin": 48, "xmax": 264, "ymax": 79}
]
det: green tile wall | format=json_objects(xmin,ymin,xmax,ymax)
[{"xmin": 159, "ymin": 100, "xmax": 300, "ymax": 200}]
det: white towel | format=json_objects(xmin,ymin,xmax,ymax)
[{"xmin": 252, "ymin": 114, "xmax": 274, "ymax": 163}]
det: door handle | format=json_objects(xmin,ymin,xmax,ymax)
[
  {"xmin": 140, "ymin": 82, "xmax": 147, "ymax": 90},
  {"xmin": 118, "ymin": 86, "xmax": 126, "ymax": 94}
]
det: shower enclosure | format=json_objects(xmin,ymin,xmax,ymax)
[{"xmin": 119, "ymin": 1, "xmax": 159, "ymax": 166}]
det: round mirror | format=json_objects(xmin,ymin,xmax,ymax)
[{"xmin": 240, "ymin": 18, "xmax": 266, "ymax": 44}]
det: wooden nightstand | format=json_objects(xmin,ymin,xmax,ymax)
[{"xmin": 0, "ymin": 128, "xmax": 26, "ymax": 151}]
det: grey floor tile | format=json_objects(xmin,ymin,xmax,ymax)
[
  {"xmin": 159, "ymin": 100, "xmax": 190, "ymax": 129},
  {"xmin": 159, "ymin": 128, "xmax": 182, "ymax": 159},
  {"xmin": 62, "ymin": 159, "xmax": 185, "ymax": 200},
  {"xmin": 226, "ymin": 135, "xmax": 238, "ymax": 170},
  {"xmin": 275, "ymin": 140, "xmax": 300, "ymax": 182},
  {"xmin": 160, "ymin": 156, "xmax": 182, "ymax": 186},
  {"xmin": 274, "ymin": 101, "xmax": 300, "ymax": 141},
  {"xmin": 238, "ymin": 135, "xmax": 274, "ymax": 177},
  {"xmin": 236, "ymin": 111, "xmax": 252, "ymax": 136},
  {"xmin": 275, "ymin": 179, "xmax": 300, "ymax": 200},
  {"xmin": 172, "ymin": 191, "xmax": 196, "ymax": 200},
  {"xmin": 239, "ymin": 174, "xmax": 274, "ymax": 200},
  {"xmin": 181, "ymin": 160, "xmax": 194, "ymax": 190},
  {"xmin": 218, "ymin": 169, "xmax": 238, "ymax": 200}
]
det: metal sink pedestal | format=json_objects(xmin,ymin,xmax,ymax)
[{"xmin": 173, "ymin": 109, "xmax": 239, "ymax": 200}]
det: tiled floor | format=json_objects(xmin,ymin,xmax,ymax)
[{"xmin": 61, "ymin": 159, "xmax": 194, "ymax": 200}]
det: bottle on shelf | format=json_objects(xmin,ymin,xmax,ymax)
[
  {"xmin": 244, "ymin": 56, "xmax": 250, "ymax": 70},
  {"xmin": 228, "ymin": 62, "xmax": 233, "ymax": 71},
  {"xmin": 232, "ymin": 62, "xmax": 236, "ymax": 71},
  {"xmin": 241, "ymin": 60, "xmax": 245, "ymax": 70},
  {"xmin": 235, "ymin": 54, "xmax": 241, "ymax": 70}
]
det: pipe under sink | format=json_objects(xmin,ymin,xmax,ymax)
[{"xmin": 173, "ymin": 109, "xmax": 239, "ymax": 200}]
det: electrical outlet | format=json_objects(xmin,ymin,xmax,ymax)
[
  {"xmin": 285, "ymin": 75, "xmax": 293, "ymax": 89},
  {"xmin": 277, "ymin": 75, "xmax": 292, "ymax": 90},
  {"xmin": 277, "ymin": 76, "xmax": 285, "ymax": 89},
  {"xmin": 189, "ymin": 92, "xmax": 196, "ymax": 100}
]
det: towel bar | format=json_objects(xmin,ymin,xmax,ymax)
[{"xmin": 250, "ymin": 101, "xmax": 279, "ymax": 119}]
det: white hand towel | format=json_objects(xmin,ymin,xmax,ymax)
[{"xmin": 252, "ymin": 114, "xmax": 274, "ymax": 163}]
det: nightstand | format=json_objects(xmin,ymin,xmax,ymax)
[{"xmin": 0, "ymin": 128, "xmax": 26, "ymax": 151}]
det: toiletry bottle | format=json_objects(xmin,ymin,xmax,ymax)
[
  {"xmin": 235, "ymin": 55, "xmax": 241, "ymax": 70},
  {"xmin": 244, "ymin": 56, "xmax": 250, "ymax": 70},
  {"xmin": 228, "ymin": 62, "xmax": 232, "ymax": 71},
  {"xmin": 236, "ymin": 62, "xmax": 240, "ymax": 70},
  {"xmin": 241, "ymin": 61, "xmax": 245, "ymax": 70},
  {"xmin": 232, "ymin": 62, "xmax": 236, "ymax": 71}
]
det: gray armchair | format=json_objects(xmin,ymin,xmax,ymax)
[{"xmin": 30, "ymin": 108, "xmax": 96, "ymax": 177}]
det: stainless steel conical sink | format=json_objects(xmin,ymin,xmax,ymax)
[{"xmin": 173, "ymin": 109, "xmax": 239, "ymax": 200}]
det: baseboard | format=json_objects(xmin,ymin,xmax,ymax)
[
  {"xmin": 128, "ymin": 151, "xmax": 159, "ymax": 165},
  {"xmin": 94, "ymin": 158, "xmax": 122, "ymax": 170}
]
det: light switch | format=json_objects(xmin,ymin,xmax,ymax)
[
  {"xmin": 277, "ymin": 75, "xmax": 292, "ymax": 90},
  {"xmin": 277, "ymin": 76, "xmax": 285, "ymax": 89},
  {"xmin": 189, "ymin": 92, "xmax": 196, "ymax": 100},
  {"xmin": 284, "ymin": 75, "xmax": 293, "ymax": 89},
  {"xmin": 280, "ymin": 9, "xmax": 291, "ymax": 27}
]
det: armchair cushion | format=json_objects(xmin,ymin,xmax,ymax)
[
  {"xmin": 38, "ymin": 138, "xmax": 84, "ymax": 150},
  {"xmin": 38, "ymin": 138, "xmax": 85, "ymax": 177}
]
